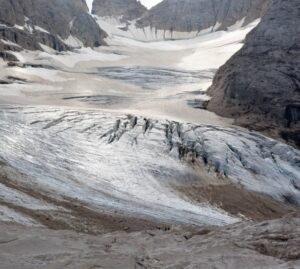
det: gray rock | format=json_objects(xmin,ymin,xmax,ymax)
[
  {"xmin": 0, "ymin": 202, "xmax": 299, "ymax": 268},
  {"xmin": 0, "ymin": 51, "xmax": 18, "ymax": 62},
  {"xmin": 0, "ymin": 26, "xmax": 69, "ymax": 52},
  {"xmin": 208, "ymin": 0, "xmax": 300, "ymax": 147},
  {"xmin": 0, "ymin": 39, "xmax": 20, "ymax": 61},
  {"xmin": 71, "ymin": 13, "xmax": 107, "ymax": 47},
  {"xmin": 92, "ymin": 0, "xmax": 147, "ymax": 21},
  {"xmin": 0, "ymin": 0, "xmax": 107, "ymax": 59},
  {"xmin": 136, "ymin": 0, "xmax": 270, "ymax": 33}
]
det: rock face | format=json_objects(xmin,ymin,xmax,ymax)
[
  {"xmin": 0, "ymin": 0, "xmax": 107, "ymax": 58},
  {"xmin": 0, "ymin": 214, "xmax": 300, "ymax": 268},
  {"xmin": 208, "ymin": 0, "xmax": 300, "ymax": 147},
  {"xmin": 94, "ymin": 0, "xmax": 269, "ymax": 41},
  {"xmin": 136, "ymin": 0, "xmax": 270, "ymax": 34},
  {"xmin": 92, "ymin": 0, "xmax": 147, "ymax": 21}
]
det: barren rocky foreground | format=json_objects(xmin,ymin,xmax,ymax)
[{"xmin": 0, "ymin": 214, "xmax": 300, "ymax": 269}]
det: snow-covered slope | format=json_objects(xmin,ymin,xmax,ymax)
[
  {"xmin": 94, "ymin": 0, "xmax": 269, "ymax": 41},
  {"xmin": 137, "ymin": 0, "xmax": 270, "ymax": 32},
  {"xmin": 95, "ymin": 16, "xmax": 212, "ymax": 41}
]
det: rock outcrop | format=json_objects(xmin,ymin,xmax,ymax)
[
  {"xmin": 0, "ymin": 214, "xmax": 300, "ymax": 268},
  {"xmin": 208, "ymin": 0, "xmax": 300, "ymax": 147},
  {"xmin": 92, "ymin": 0, "xmax": 147, "ymax": 21},
  {"xmin": 93, "ymin": 0, "xmax": 270, "ymax": 41},
  {"xmin": 136, "ymin": 0, "xmax": 270, "ymax": 34},
  {"xmin": 0, "ymin": 0, "xmax": 107, "ymax": 59}
]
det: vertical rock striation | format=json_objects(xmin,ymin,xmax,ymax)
[
  {"xmin": 92, "ymin": 0, "xmax": 147, "ymax": 21},
  {"xmin": 136, "ymin": 0, "xmax": 270, "ymax": 34},
  {"xmin": 208, "ymin": 0, "xmax": 300, "ymax": 147},
  {"xmin": 0, "ymin": 0, "xmax": 107, "ymax": 58}
]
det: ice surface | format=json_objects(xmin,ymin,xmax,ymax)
[
  {"xmin": 0, "ymin": 106, "xmax": 236, "ymax": 226},
  {"xmin": 0, "ymin": 106, "xmax": 299, "ymax": 226},
  {"xmin": 34, "ymin": 25, "xmax": 50, "ymax": 34},
  {"xmin": 0, "ymin": 182, "xmax": 58, "ymax": 212}
]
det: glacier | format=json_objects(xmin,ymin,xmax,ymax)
[{"xmin": 0, "ymin": 105, "xmax": 299, "ymax": 226}]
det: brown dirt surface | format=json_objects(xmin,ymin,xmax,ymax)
[
  {"xmin": 176, "ymin": 183, "xmax": 297, "ymax": 220},
  {"xmin": 0, "ymin": 172, "xmax": 171, "ymax": 234}
]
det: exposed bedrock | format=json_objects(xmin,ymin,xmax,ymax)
[
  {"xmin": 93, "ymin": 0, "xmax": 270, "ymax": 41},
  {"xmin": 136, "ymin": 0, "xmax": 270, "ymax": 33},
  {"xmin": 0, "ymin": 27, "xmax": 69, "ymax": 52},
  {"xmin": 0, "ymin": 215, "xmax": 300, "ymax": 268},
  {"xmin": 0, "ymin": 0, "xmax": 107, "ymax": 58},
  {"xmin": 208, "ymin": 0, "xmax": 300, "ymax": 147},
  {"xmin": 92, "ymin": 0, "xmax": 147, "ymax": 21},
  {"xmin": 70, "ymin": 12, "xmax": 107, "ymax": 47},
  {"xmin": 0, "ymin": 40, "xmax": 19, "ymax": 61}
]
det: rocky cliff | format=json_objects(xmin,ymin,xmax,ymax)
[
  {"xmin": 92, "ymin": 0, "xmax": 147, "ymax": 21},
  {"xmin": 93, "ymin": 0, "xmax": 269, "ymax": 41},
  {"xmin": 0, "ymin": 0, "xmax": 107, "ymax": 59},
  {"xmin": 136, "ymin": 0, "xmax": 270, "ymax": 34},
  {"xmin": 208, "ymin": 0, "xmax": 300, "ymax": 147}
]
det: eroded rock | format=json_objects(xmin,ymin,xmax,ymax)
[
  {"xmin": 208, "ymin": 0, "xmax": 300, "ymax": 147},
  {"xmin": 0, "ymin": 0, "xmax": 107, "ymax": 59}
]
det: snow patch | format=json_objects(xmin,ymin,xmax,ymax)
[
  {"xmin": 34, "ymin": 25, "xmax": 50, "ymax": 34},
  {"xmin": 96, "ymin": 15, "xmax": 259, "ymax": 43},
  {"xmin": 227, "ymin": 17, "xmax": 246, "ymax": 31},
  {"xmin": 0, "ymin": 183, "xmax": 57, "ymax": 211},
  {"xmin": 85, "ymin": 0, "xmax": 94, "ymax": 13},
  {"xmin": 9, "ymin": 66, "xmax": 67, "ymax": 82},
  {"xmin": 178, "ymin": 20, "xmax": 260, "ymax": 71},
  {"xmin": 0, "ymin": 39, "xmax": 21, "ymax": 48},
  {"xmin": 139, "ymin": 0, "xmax": 163, "ymax": 9},
  {"xmin": 63, "ymin": 35, "xmax": 84, "ymax": 48}
]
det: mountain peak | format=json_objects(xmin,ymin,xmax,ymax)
[
  {"xmin": 0, "ymin": 0, "xmax": 107, "ymax": 58},
  {"xmin": 92, "ymin": 0, "xmax": 147, "ymax": 21}
]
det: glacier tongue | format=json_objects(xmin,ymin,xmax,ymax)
[{"xmin": 0, "ymin": 105, "xmax": 299, "ymax": 226}]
